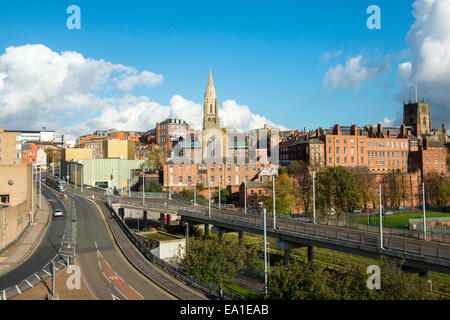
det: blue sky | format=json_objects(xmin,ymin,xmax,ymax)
[{"xmin": 0, "ymin": 1, "xmax": 433, "ymax": 136}]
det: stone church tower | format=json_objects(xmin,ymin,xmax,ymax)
[
  {"xmin": 200, "ymin": 71, "xmax": 228, "ymax": 161},
  {"xmin": 403, "ymin": 99, "xmax": 431, "ymax": 136},
  {"xmin": 203, "ymin": 70, "xmax": 221, "ymax": 130}
]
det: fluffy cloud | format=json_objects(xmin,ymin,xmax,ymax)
[
  {"xmin": 324, "ymin": 55, "xmax": 387, "ymax": 90},
  {"xmin": 319, "ymin": 49, "xmax": 343, "ymax": 62},
  {"xmin": 397, "ymin": 0, "xmax": 450, "ymax": 127},
  {"xmin": 220, "ymin": 100, "xmax": 288, "ymax": 131},
  {"xmin": 0, "ymin": 44, "xmax": 286, "ymax": 139},
  {"xmin": 117, "ymin": 71, "xmax": 163, "ymax": 91}
]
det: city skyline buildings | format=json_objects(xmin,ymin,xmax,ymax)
[{"xmin": 0, "ymin": 1, "xmax": 449, "ymax": 140}]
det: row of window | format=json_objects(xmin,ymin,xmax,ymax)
[
  {"xmin": 368, "ymin": 151, "xmax": 408, "ymax": 158},
  {"xmin": 172, "ymin": 164, "xmax": 262, "ymax": 172},
  {"xmin": 170, "ymin": 174, "xmax": 251, "ymax": 186}
]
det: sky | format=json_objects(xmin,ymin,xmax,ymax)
[{"xmin": 0, "ymin": 0, "xmax": 449, "ymax": 139}]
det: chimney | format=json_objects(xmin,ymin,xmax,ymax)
[
  {"xmin": 369, "ymin": 126, "xmax": 374, "ymax": 138},
  {"xmin": 443, "ymin": 123, "xmax": 447, "ymax": 135},
  {"xmin": 407, "ymin": 128, "xmax": 412, "ymax": 135},
  {"xmin": 333, "ymin": 124, "xmax": 342, "ymax": 135},
  {"xmin": 304, "ymin": 127, "xmax": 306, "ymax": 133},
  {"xmin": 377, "ymin": 123, "xmax": 383, "ymax": 138},
  {"xmin": 401, "ymin": 124, "xmax": 406, "ymax": 137},
  {"xmin": 387, "ymin": 130, "xmax": 390, "ymax": 138},
  {"xmin": 351, "ymin": 124, "xmax": 358, "ymax": 136}
]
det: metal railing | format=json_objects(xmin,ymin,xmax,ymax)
[
  {"xmin": 177, "ymin": 206, "xmax": 450, "ymax": 267},
  {"xmin": 105, "ymin": 200, "xmax": 245, "ymax": 300}
]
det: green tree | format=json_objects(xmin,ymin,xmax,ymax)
[
  {"xmin": 213, "ymin": 188, "xmax": 230, "ymax": 204},
  {"xmin": 286, "ymin": 160, "xmax": 313, "ymax": 214},
  {"xmin": 426, "ymin": 174, "xmax": 450, "ymax": 207},
  {"xmin": 350, "ymin": 167, "xmax": 377, "ymax": 209},
  {"xmin": 259, "ymin": 174, "xmax": 299, "ymax": 214},
  {"xmin": 183, "ymin": 238, "xmax": 246, "ymax": 285},
  {"xmin": 139, "ymin": 147, "xmax": 166, "ymax": 172},
  {"xmin": 315, "ymin": 166, "xmax": 362, "ymax": 215}
]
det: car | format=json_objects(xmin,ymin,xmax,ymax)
[
  {"xmin": 384, "ymin": 210, "xmax": 394, "ymax": 216},
  {"xmin": 353, "ymin": 209, "xmax": 362, "ymax": 213},
  {"xmin": 398, "ymin": 206, "xmax": 406, "ymax": 210},
  {"xmin": 53, "ymin": 208, "xmax": 64, "ymax": 217},
  {"xmin": 363, "ymin": 207, "xmax": 374, "ymax": 212}
]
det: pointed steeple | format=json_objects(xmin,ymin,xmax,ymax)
[
  {"xmin": 203, "ymin": 70, "xmax": 220, "ymax": 130},
  {"xmin": 207, "ymin": 69, "xmax": 215, "ymax": 89}
]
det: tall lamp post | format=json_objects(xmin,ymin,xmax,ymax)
[
  {"xmin": 141, "ymin": 172, "xmax": 145, "ymax": 205},
  {"xmin": 312, "ymin": 171, "xmax": 316, "ymax": 224},
  {"xmin": 422, "ymin": 182, "xmax": 427, "ymax": 241},
  {"xmin": 379, "ymin": 184, "xmax": 383, "ymax": 249},
  {"xmin": 263, "ymin": 207, "xmax": 268, "ymax": 297},
  {"xmin": 272, "ymin": 174, "xmax": 276, "ymax": 229}
]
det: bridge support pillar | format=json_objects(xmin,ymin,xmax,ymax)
[
  {"xmin": 284, "ymin": 249, "xmax": 291, "ymax": 266},
  {"xmin": 307, "ymin": 246, "xmax": 314, "ymax": 267},
  {"xmin": 218, "ymin": 229, "xmax": 224, "ymax": 241},
  {"xmin": 205, "ymin": 224, "xmax": 210, "ymax": 238},
  {"xmin": 238, "ymin": 231, "xmax": 244, "ymax": 242}
]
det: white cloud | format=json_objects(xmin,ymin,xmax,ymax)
[
  {"xmin": 220, "ymin": 100, "xmax": 288, "ymax": 131},
  {"xmin": 0, "ymin": 44, "xmax": 287, "ymax": 139},
  {"xmin": 320, "ymin": 49, "xmax": 343, "ymax": 62},
  {"xmin": 397, "ymin": 0, "xmax": 450, "ymax": 126},
  {"xmin": 117, "ymin": 70, "xmax": 163, "ymax": 91},
  {"xmin": 382, "ymin": 118, "xmax": 395, "ymax": 126},
  {"xmin": 324, "ymin": 55, "xmax": 386, "ymax": 90}
]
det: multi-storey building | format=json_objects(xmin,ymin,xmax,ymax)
[
  {"xmin": 0, "ymin": 127, "xmax": 23, "ymax": 164},
  {"xmin": 156, "ymin": 118, "xmax": 191, "ymax": 153},
  {"xmin": 85, "ymin": 137, "xmax": 106, "ymax": 159}
]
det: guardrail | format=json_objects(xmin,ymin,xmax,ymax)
[
  {"xmin": 177, "ymin": 206, "xmax": 450, "ymax": 268},
  {"xmin": 105, "ymin": 199, "xmax": 245, "ymax": 300}
]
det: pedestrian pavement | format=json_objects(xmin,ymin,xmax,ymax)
[{"xmin": 0, "ymin": 195, "xmax": 51, "ymax": 276}]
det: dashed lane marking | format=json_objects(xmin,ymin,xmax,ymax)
[
  {"xmin": 25, "ymin": 280, "xmax": 33, "ymax": 288},
  {"xmin": 15, "ymin": 285, "xmax": 21, "ymax": 295}
]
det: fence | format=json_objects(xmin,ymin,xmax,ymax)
[{"xmin": 105, "ymin": 199, "xmax": 245, "ymax": 300}]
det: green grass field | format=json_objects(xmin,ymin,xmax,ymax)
[
  {"xmin": 223, "ymin": 283, "xmax": 263, "ymax": 300},
  {"xmin": 350, "ymin": 212, "xmax": 450, "ymax": 229}
]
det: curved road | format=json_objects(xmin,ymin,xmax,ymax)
[
  {"xmin": 73, "ymin": 193, "xmax": 175, "ymax": 300},
  {"xmin": 0, "ymin": 186, "xmax": 67, "ymax": 290}
]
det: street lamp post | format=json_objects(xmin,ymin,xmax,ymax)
[
  {"xmin": 208, "ymin": 178, "xmax": 211, "ymax": 218},
  {"xmin": 244, "ymin": 181, "xmax": 247, "ymax": 214},
  {"xmin": 263, "ymin": 208, "xmax": 268, "ymax": 297},
  {"xmin": 379, "ymin": 184, "xmax": 383, "ymax": 249},
  {"xmin": 219, "ymin": 183, "xmax": 221, "ymax": 210},
  {"xmin": 422, "ymin": 182, "xmax": 427, "ymax": 241},
  {"xmin": 194, "ymin": 175, "xmax": 197, "ymax": 205},
  {"xmin": 312, "ymin": 171, "xmax": 316, "ymax": 224},
  {"xmin": 142, "ymin": 172, "xmax": 145, "ymax": 205},
  {"xmin": 273, "ymin": 174, "xmax": 276, "ymax": 229}
]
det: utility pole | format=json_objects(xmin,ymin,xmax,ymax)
[
  {"xmin": 80, "ymin": 166, "xmax": 83, "ymax": 192},
  {"xmin": 208, "ymin": 178, "xmax": 211, "ymax": 218},
  {"xmin": 219, "ymin": 184, "xmax": 221, "ymax": 210},
  {"xmin": 273, "ymin": 175, "xmax": 276, "ymax": 229},
  {"xmin": 142, "ymin": 172, "xmax": 145, "ymax": 205},
  {"xmin": 39, "ymin": 166, "xmax": 42, "ymax": 209},
  {"xmin": 194, "ymin": 175, "xmax": 197, "ymax": 205},
  {"xmin": 244, "ymin": 181, "xmax": 247, "ymax": 214},
  {"xmin": 379, "ymin": 184, "xmax": 383, "ymax": 249},
  {"xmin": 312, "ymin": 171, "xmax": 316, "ymax": 224},
  {"xmin": 422, "ymin": 182, "xmax": 427, "ymax": 241},
  {"xmin": 263, "ymin": 208, "xmax": 268, "ymax": 297},
  {"xmin": 30, "ymin": 164, "xmax": 34, "ymax": 225}
]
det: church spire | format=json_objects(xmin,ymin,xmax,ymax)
[{"xmin": 203, "ymin": 70, "xmax": 220, "ymax": 130}]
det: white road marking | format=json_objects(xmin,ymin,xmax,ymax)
[
  {"xmin": 25, "ymin": 280, "xmax": 33, "ymax": 288},
  {"xmin": 128, "ymin": 285, "xmax": 144, "ymax": 299},
  {"xmin": 111, "ymin": 294, "xmax": 121, "ymax": 300},
  {"xmin": 94, "ymin": 241, "xmax": 98, "ymax": 249},
  {"xmin": 15, "ymin": 285, "xmax": 21, "ymax": 295},
  {"xmin": 114, "ymin": 287, "xmax": 128, "ymax": 300},
  {"xmin": 2, "ymin": 290, "xmax": 5, "ymax": 300},
  {"xmin": 103, "ymin": 272, "xmax": 111, "ymax": 283},
  {"xmin": 34, "ymin": 274, "xmax": 41, "ymax": 281}
]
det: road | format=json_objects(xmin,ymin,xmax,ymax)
[
  {"xmin": 73, "ymin": 193, "xmax": 175, "ymax": 300},
  {"xmin": 0, "ymin": 186, "xmax": 67, "ymax": 290}
]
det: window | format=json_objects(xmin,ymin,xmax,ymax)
[
  {"xmin": 251, "ymin": 189, "xmax": 255, "ymax": 195},
  {"xmin": 344, "ymin": 147, "xmax": 347, "ymax": 154},
  {"xmin": 178, "ymin": 176, "xmax": 183, "ymax": 185},
  {"xmin": 210, "ymin": 165, "xmax": 214, "ymax": 172},
  {"xmin": 361, "ymin": 147, "xmax": 364, "ymax": 154},
  {"xmin": 244, "ymin": 165, "xmax": 248, "ymax": 172},
  {"xmin": 351, "ymin": 139, "xmax": 354, "ymax": 144},
  {"xmin": 329, "ymin": 147, "xmax": 332, "ymax": 154},
  {"xmin": 361, "ymin": 157, "xmax": 364, "ymax": 163},
  {"xmin": 235, "ymin": 175, "xmax": 239, "ymax": 185},
  {"xmin": 210, "ymin": 176, "xmax": 214, "ymax": 185},
  {"xmin": 337, "ymin": 147, "xmax": 340, "ymax": 154},
  {"xmin": 344, "ymin": 157, "xmax": 347, "ymax": 164},
  {"xmin": 227, "ymin": 165, "xmax": 231, "ymax": 171},
  {"xmin": 235, "ymin": 165, "xmax": 239, "ymax": 172},
  {"xmin": 258, "ymin": 190, "xmax": 262, "ymax": 196},
  {"xmin": 227, "ymin": 176, "xmax": 231, "ymax": 185},
  {"xmin": 252, "ymin": 164, "xmax": 256, "ymax": 171},
  {"xmin": 329, "ymin": 158, "xmax": 332, "ymax": 164},
  {"xmin": 336, "ymin": 138, "xmax": 340, "ymax": 144},
  {"xmin": 219, "ymin": 165, "xmax": 222, "ymax": 172},
  {"xmin": 187, "ymin": 176, "xmax": 192, "ymax": 186},
  {"xmin": 351, "ymin": 147, "xmax": 354, "ymax": 155},
  {"xmin": 344, "ymin": 138, "xmax": 347, "ymax": 144},
  {"xmin": 337, "ymin": 157, "xmax": 340, "ymax": 164},
  {"xmin": 0, "ymin": 195, "xmax": 10, "ymax": 204},
  {"xmin": 219, "ymin": 176, "xmax": 223, "ymax": 185}
]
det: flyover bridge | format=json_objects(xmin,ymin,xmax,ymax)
[{"xmin": 111, "ymin": 198, "xmax": 450, "ymax": 275}]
